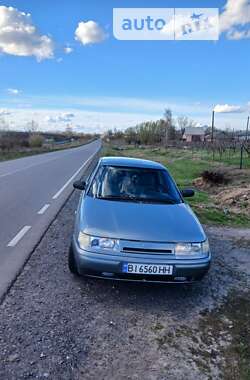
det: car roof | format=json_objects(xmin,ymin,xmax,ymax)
[{"xmin": 99, "ymin": 156, "xmax": 166, "ymax": 170}]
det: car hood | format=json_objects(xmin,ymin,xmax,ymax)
[{"xmin": 78, "ymin": 196, "xmax": 206, "ymax": 243}]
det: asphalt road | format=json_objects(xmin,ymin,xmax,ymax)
[{"xmin": 0, "ymin": 139, "xmax": 101, "ymax": 299}]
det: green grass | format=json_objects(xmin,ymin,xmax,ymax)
[
  {"xmin": 109, "ymin": 145, "xmax": 250, "ymax": 169},
  {"xmin": 0, "ymin": 140, "xmax": 93, "ymax": 162},
  {"xmin": 103, "ymin": 145, "xmax": 250, "ymax": 228},
  {"xmin": 0, "ymin": 149, "xmax": 50, "ymax": 162},
  {"xmin": 167, "ymin": 159, "xmax": 212, "ymax": 187},
  {"xmin": 190, "ymin": 147, "xmax": 250, "ymax": 169},
  {"xmin": 107, "ymin": 147, "xmax": 217, "ymax": 186},
  {"xmin": 193, "ymin": 207, "xmax": 250, "ymax": 227}
]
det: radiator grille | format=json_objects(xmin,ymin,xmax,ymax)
[{"xmin": 122, "ymin": 247, "xmax": 172, "ymax": 254}]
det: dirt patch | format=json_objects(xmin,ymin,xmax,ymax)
[
  {"xmin": 200, "ymin": 291, "xmax": 250, "ymax": 380},
  {"xmin": 205, "ymin": 225, "xmax": 250, "ymax": 242},
  {"xmin": 193, "ymin": 165, "xmax": 250, "ymax": 217},
  {"xmin": 194, "ymin": 166, "xmax": 250, "ymax": 193},
  {"xmin": 213, "ymin": 186, "xmax": 250, "ymax": 216},
  {"xmin": 193, "ymin": 177, "xmax": 223, "ymax": 194}
]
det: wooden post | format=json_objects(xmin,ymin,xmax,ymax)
[
  {"xmin": 246, "ymin": 116, "xmax": 250, "ymax": 141},
  {"xmin": 211, "ymin": 110, "xmax": 215, "ymax": 160},
  {"xmin": 211, "ymin": 111, "xmax": 215, "ymax": 143},
  {"xmin": 240, "ymin": 144, "xmax": 244, "ymax": 169}
]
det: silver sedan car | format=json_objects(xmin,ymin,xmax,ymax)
[{"xmin": 69, "ymin": 156, "xmax": 211, "ymax": 283}]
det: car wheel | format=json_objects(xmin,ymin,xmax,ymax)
[{"xmin": 68, "ymin": 243, "xmax": 79, "ymax": 275}]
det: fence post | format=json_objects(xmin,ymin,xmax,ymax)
[
  {"xmin": 240, "ymin": 144, "xmax": 244, "ymax": 169},
  {"xmin": 246, "ymin": 116, "xmax": 249, "ymax": 141},
  {"xmin": 211, "ymin": 111, "xmax": 215, "ymax": 143}
]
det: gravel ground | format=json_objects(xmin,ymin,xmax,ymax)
[{"xmin": 0, "ymin": 191, "xmax": 250, "ymax": 380}]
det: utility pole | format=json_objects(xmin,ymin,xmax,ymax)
[
  {"xmin": 246, "ymin": 116, "xmax": 249, "ymax": 141},
  {"xmin": 211, "ymin": 110, "xmax": 215, "ymax": 143},
  {"xmin": 211, "ymin": 110, "xmax": 215, "ymax": 160}
]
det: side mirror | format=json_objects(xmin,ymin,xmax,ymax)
[
  {"xmin": 181, "ymin": 189, "xmax": 195, "ymax": 198},
  {"xmin": 73, "ymin": 180, "xmax": 86, "ymax": 191}
]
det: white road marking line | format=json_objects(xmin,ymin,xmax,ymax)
[
  {"xmin": 38, "ymin": 204, "xmax": 50, "ymax": 215},
  {"xmin": 52, "ymin": 151, "xmax": 97, "ymax": 200},
  {"xmin": 7, "ymin": 226, "xmax": 31, "ymax": 247}
]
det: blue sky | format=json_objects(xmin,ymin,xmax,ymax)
[{"xmin": 0, "ymin": 0, "xmax": 249, "ymax": 132}]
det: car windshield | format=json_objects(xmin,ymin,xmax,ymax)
[{"xmin": 88, "ymin": 165, "xmax": 182, "ymax": 204}]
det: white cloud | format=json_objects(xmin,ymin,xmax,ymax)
[
  {"xmin": 8, "ymin": 108, "xmax": 160, "ymax": 133},
  {"xmin": 214, "ymin": 104, "xmax": 245, "ymax": 113},
  {"xmin": 2, "ymin": 104, "xmax": 248, "ymax": 133},
  {"xmin": 64, "ymin": 46, "xmax": 73, "ymax": 54},
  {"xmin": 0, "ymin": 108, "xmax": 11, "ymax": 116},
  {"xmin": 0, "ymin": 6, "xmax": 54, "ymax": 61},
  {"xmin": 226, "ymin": 29, "xmax": 250, "ymax": 40},
  {"xmin": 75, "ymin": 21, "xmax": 107, "ymax": 45},
  {"xmin": 45, "ymin": 112, "xmax": 75, "ymax": 123},
  {"xmin": 220, "ymin": 0, "xmax": 250, "ymax": 39},
  {"xmin": 7, "ymin": 88, "xmax": 21, "ymax": 95},
  {"xmin": 1, "ymin": 94, "xmax": 249, "ymax": 131}
]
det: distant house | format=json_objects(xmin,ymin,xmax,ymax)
[
  {"xmin": 205, "ymin": 130, "xmax": 246, "ymax": 142},
  {"xmin": 205, "ymin": 131, "xmax": 228, "ymax": 142},
  {"xmin": 182, "ymin": 127, "xmax": 205, "ymax": 143}
]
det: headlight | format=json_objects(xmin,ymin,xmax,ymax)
[
  {"xmin": 78, "ymin": 231, "xmax": 90, "ymax": 249},
  {"xmin": 78, "ymin": 232, "xmax": 118, "ymax": 251},
  {"xmin": 175, "ymin": 239, "xmax": 209, "ymax": 257}
]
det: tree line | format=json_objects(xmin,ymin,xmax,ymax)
[{"xmin": 106, "ymin": 109, "xmax": 197, "ymax": 145}]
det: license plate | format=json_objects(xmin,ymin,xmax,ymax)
[{"xmin": 122, "ymin": 263, "xmax": 173, "ymax": 275}]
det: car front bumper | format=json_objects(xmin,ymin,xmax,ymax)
[{"xmin": 72, "ymin": 237, "xmax": 211, "ymax": 283}]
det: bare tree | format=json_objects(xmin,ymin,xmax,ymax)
[
  {"xmin": 0, "ymin": 117, "xmax": 9, "ymax": 131},
  {"xmin": 26, "ymin": 120, "xmax": 39, "ymax": 133},
  {"xmin": 164, "ymin": 108, "xmax": 176, "ymax": 143},
  {"xmin": 177, "ymin": 116, "xmax": 195, "ymax": 131},
  {"xmin": 65, "ymin": 124, "xmax": 73, "ymax": 136}
]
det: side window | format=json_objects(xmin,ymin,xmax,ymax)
[
  {"xmin": 88, "ymin": 166, "xmax": 104, "ymax": 197},
  {"xmin": 85, "ymin": 162, "xmax": 98, "ymax": 187}
]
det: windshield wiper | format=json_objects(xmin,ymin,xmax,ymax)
[
  {"xmin": 97, "ymin": 195, "xmax": 177, "ymax": 204},
  {"xmin": 138, "ymin": 198, "xmax": 177, "ymax": 204},
  {"xmin": 97, "ymin": 194, "xmax": 140, "ymax": 202}
]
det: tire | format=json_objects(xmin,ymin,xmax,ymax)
[{"xmin": 68, "ymin": 243, "xmax": 79, "ymax": 275}]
